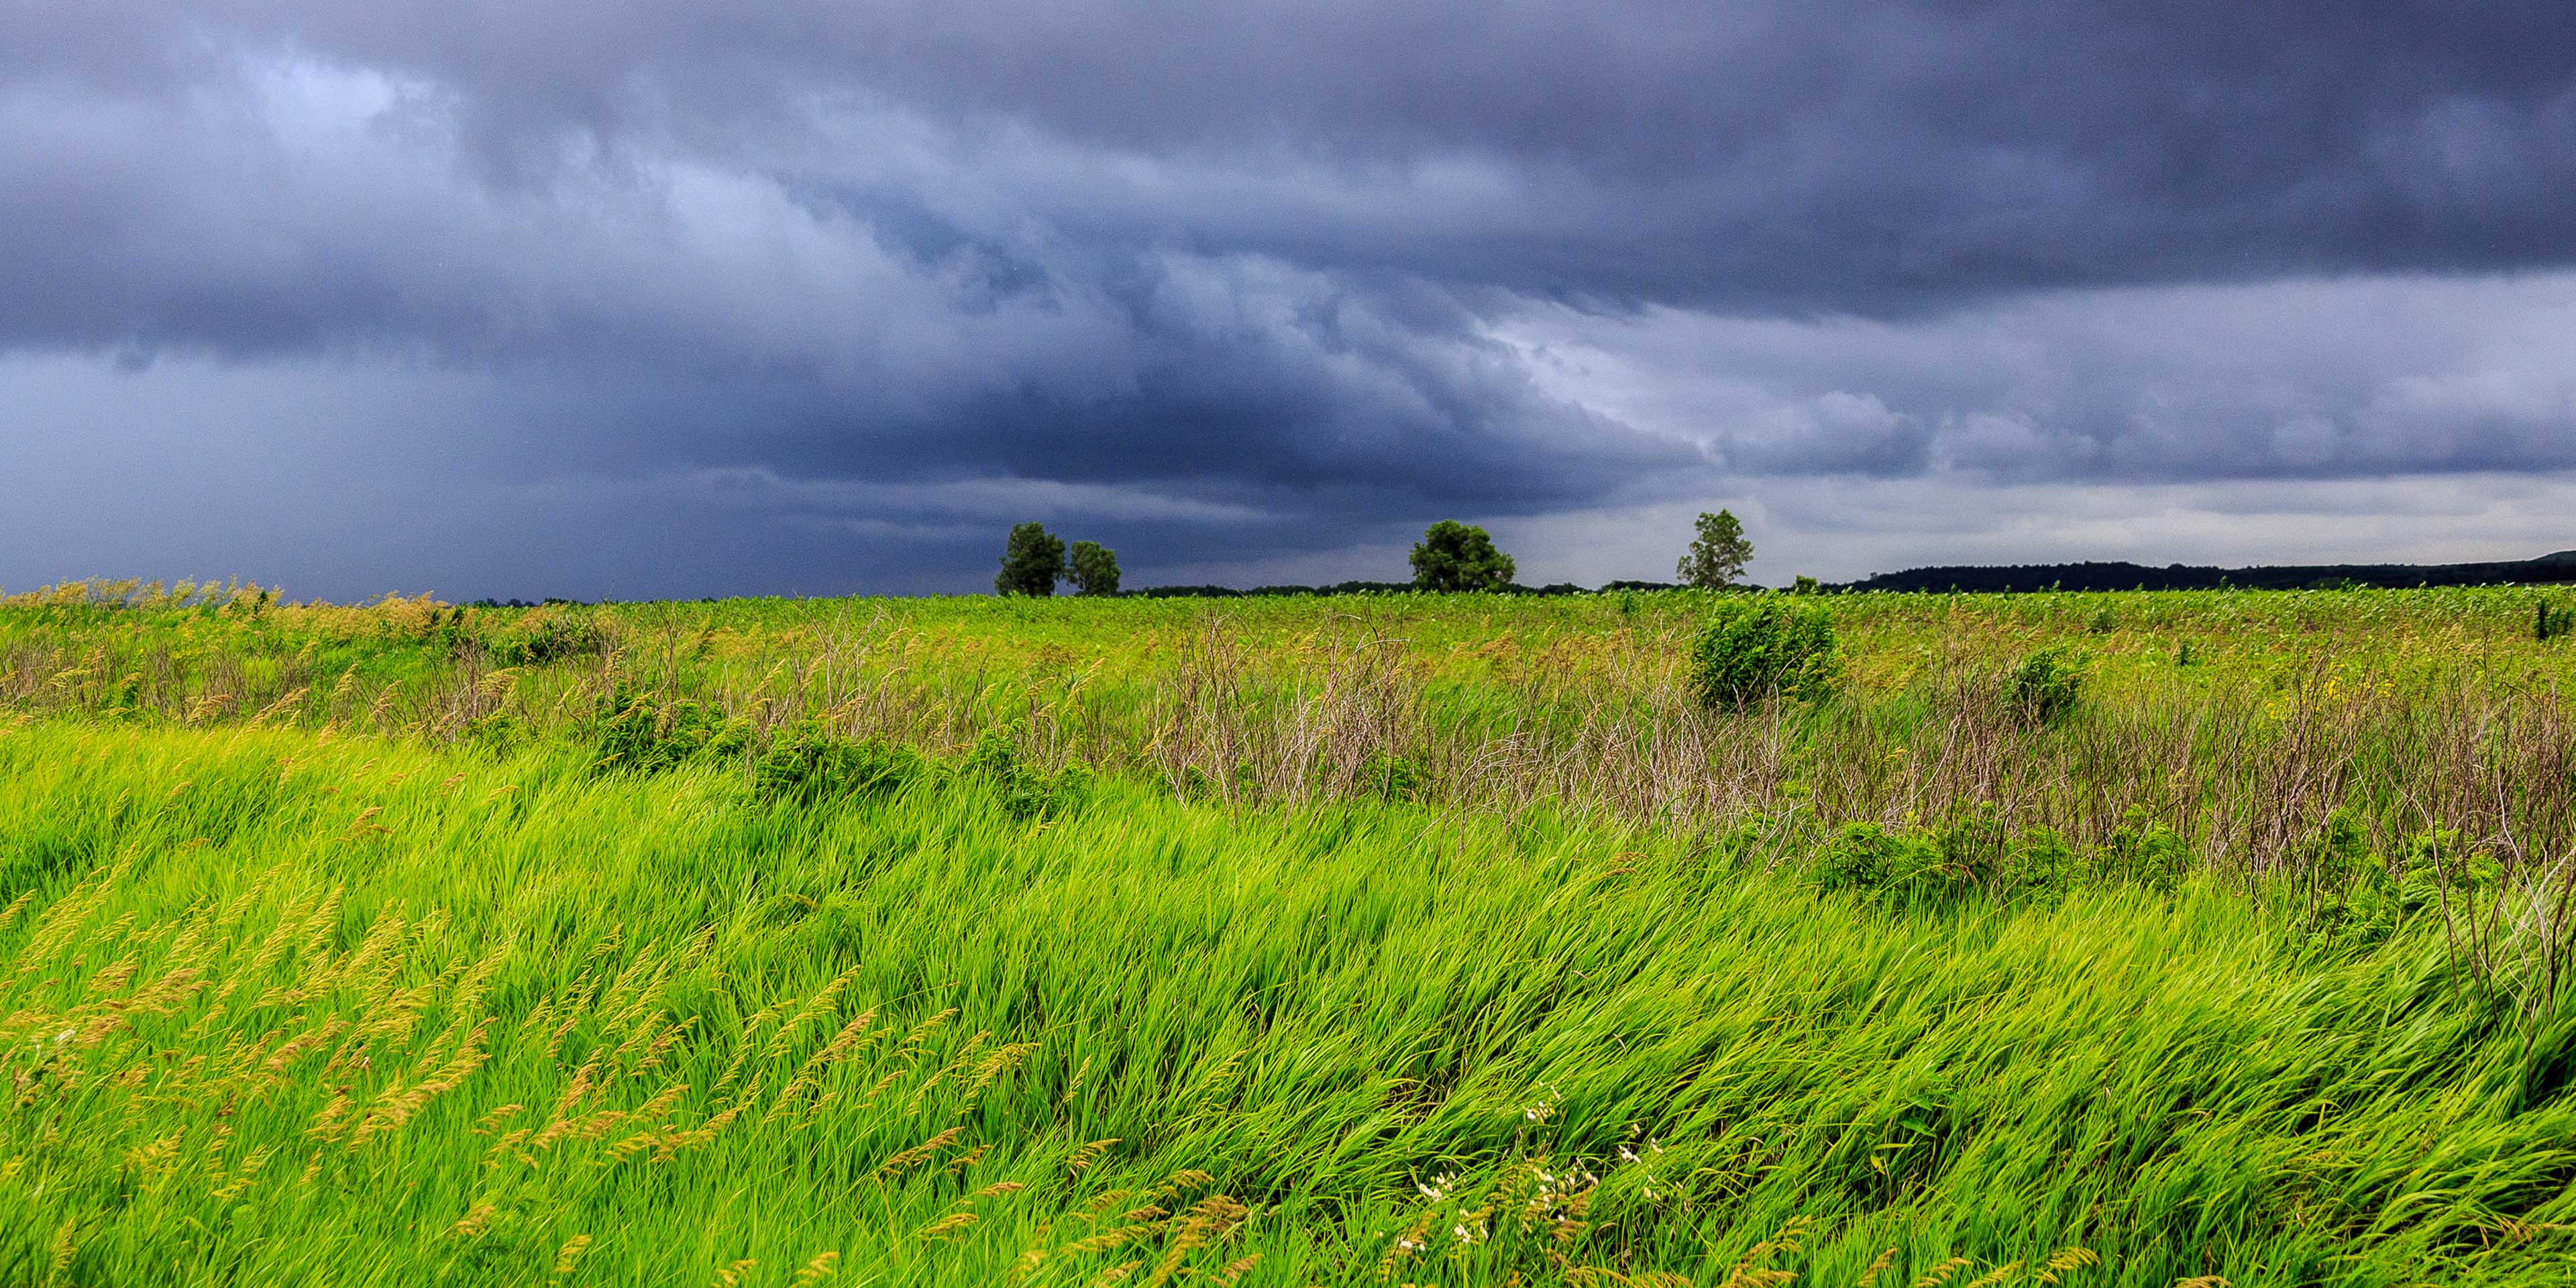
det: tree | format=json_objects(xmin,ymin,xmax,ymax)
[
  {"xmin": 1067, "ymin": 541, "xmax": 1121, "ymax": 596},
  {"xmin": 1677, "ymin": 509, "xmax": 1754, "ymax": 589},
  {"xmin": 1409, "ymin": 520, "xmax": 1515, "ymax": 592},
  {"xmin": 994, "ymin": 522, "xmax": 1067, "ymax": 596}
]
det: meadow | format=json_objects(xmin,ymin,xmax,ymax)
[{"xmin": 3, "ymin": 580, "xmax": 2576, "ymax": 1285}]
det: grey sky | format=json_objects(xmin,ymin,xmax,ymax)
[{"xmin": 4, "ymin": 1, "xmax": 2573, "ymax": 598}]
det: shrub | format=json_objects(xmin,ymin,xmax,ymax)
[
  {"xmin": 2299, "ymin": 817, "xmax": 2454, "ymax": 953},
  {"xmin": 592, "ymin": 684, "xmax": 749, "ymax": 773},
  {"xmin": 753, "ymin": 722, "xmax": 924, "ymax": 804},
  {"xmin": 1811, "ymin": 817, "xmax": 2072, "ymax": 908},
  {"xmin": 1356, "ymin": 751, "xmax": 1425, "ymax": 802},
  {"xmin": 484, "ymin": 607, "xmax": 612, "ymax": 667},
  {"xmin": 960, "ymin": 729, "xmax": 1091, "ymax": 819},
  {"xmin": 1685, "ymin": 597, "xmax": 1838, "ymax": 708},
  {"xmin": 460, "ymin": 712, "xmax": 533, "ymax": 755},
  {"xmin": 2540, "ymin": 597, "xmax": 2575, "ymax": 643},
  {"xmin": 1813, "ymin": 822, "xmax": 1906, "ymax": 891},
  {"xmin": 2006, "ymin": 645, "xmax": 2086, "ymax": 725},
  {"xmin": 2098, "ymin": 806, "xmax": 2189, "ymax": 892}
]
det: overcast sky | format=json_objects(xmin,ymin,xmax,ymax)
[{"xmin": 6, "ymin": 1, "xmax": 2575, "ymax": 599}]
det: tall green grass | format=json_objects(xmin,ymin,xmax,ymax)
[
  {"xmin": 5, "ymin": 721, "xmax": 2574, "ymax": 1285},
  {"xmin": 8, "ymin": 584, "xmax": 2576, "ymax": 877}
]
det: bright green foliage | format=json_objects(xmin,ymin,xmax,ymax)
[
  {"xmin": 591, "ymin": 682, "xmax": 750, "ymax": 773},
  {"xmin": 1676, "ymin": 508, "xmax": 1754, "ymax": 588},
  {"xmin": 751, "ymin": 722, "xmax": 926, "ymax": 804},
  {"xmin": 994, "ymin": 522, "xmax": 1066, "ymax": 596},
  {"xmin": 2542, "ymin": 596, "xmax": 2575, "ymax": 642},
  {"xmin": 482, "ymin": 605, "xmax": 613, "ymax": 667},
  {"xmin": 1065, "ymin": 541, "xmax": 1120, "ymax": 596},
  {"xmin": 955, "ymin": 727, "xmax": 1092, "ymax": 819},
  {"xmin": 1409, "ymin": 521, "xmax": 1515, "ymax": 592},
  {"xmin": 1356, "ymin": 750, "xmax": 1424, "ymax": 802},
  {"xmin": 2006, "ymin": 645, "xmax": 2086, "ymax": 725},
  {"xmin": 1810, "ymin": 816, "xmax": 2074, "ymax": 908},
  {"xmin": 1686, "ymin": 596, "xmax": 1839, "ymax": 707},
  {"xmin": 2, "ymin": 723, "xmax": 2575, "ymax": 1285}
]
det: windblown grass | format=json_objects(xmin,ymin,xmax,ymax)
[
  {"xmin": 6, "ymin": 583, "xmax": 2575, "ymax": 869},
  {"xmin": 4, "ymin": 720, "xmax": 2576, "ymax": 1284}
]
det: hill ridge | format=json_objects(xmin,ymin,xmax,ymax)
[{"xmin": 1835, "ymin": 549, "xmax": 2576, "ymax": 594}]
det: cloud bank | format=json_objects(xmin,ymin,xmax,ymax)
[{"xmin": 5, "ymin": 1, "xmax": 2573, "ymax": 596}]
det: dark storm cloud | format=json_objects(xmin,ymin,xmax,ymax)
[
  {"xmin": 28, "ymin": 0, "xmax": 2576, "ymax": 305},
  {"xmin": 4, "ymin": 1, "xmax": 2575, "ymax": 596}
]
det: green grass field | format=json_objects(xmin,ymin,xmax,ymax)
[{"xmin": 5, "ymin": 583, "xmax": 2576, "ymax": 1285}]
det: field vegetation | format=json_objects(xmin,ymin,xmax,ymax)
[{"xmin": 5, "ymin": 579, "xmax": 2576, "ymax": 1284}]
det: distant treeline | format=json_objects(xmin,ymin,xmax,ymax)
[
  {"xmin": 458, "ymin": 552, "xmax": 2576, "ymax": 606},
  {"xmin": 1131, "ymin": 580, "xmax": 1682, "ymax": 598},
  {"xmin": 1834, "ymin": 550, "xmax": 2576, "ymax": 594}
]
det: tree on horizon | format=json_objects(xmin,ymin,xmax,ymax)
[
  {"xmin": 1067, "ymin": 541, "xmax": 1121, "ymax": 596},
  {"xmin": 995, "ymin": 522, "xmax": 1068, "ymax": 596},
  {"xmin": 1409, "ymin": 521, "xmax": 1515, "ymax": 592},
  {"xmin": 1678, "ymin": 509, "xmax": 1754, "ymax": 589}
]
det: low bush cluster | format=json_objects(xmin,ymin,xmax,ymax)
[
  {"xmin": 1808, "ymin": 815, "xmax": 2074, "ymax": 908},
  {"xmin": 751, "ymin": 720, "xmax": 926, "ymax": 804},
  {"xmin": 592, "ymin": 683, "xmax": 749, "ymax": 773},
  {"xmin": 1356, "ymin": 750, "xmax": 1426, "ymax": 802},
  {"xmin": 2541, "ymin": 596, "xmax": 2576, "ymax": 642},
  {"xmin": 2005, "ymin": 645, "xmax": 2086, "ymax": 725},
  {"xmin": 480, "ymin": 606, "xmax": 615, "ymax": 666},
  {"xmin": 588, "ymin": 689, "xmax": 1091, "ymax": 818},
  {"xmin": 2297, "ymin": 812, "xmax": 2499, "ymax": 954},
  {"xmin": 1685, "ymin": 596, "xmax": 1840, "ymax": 708}
]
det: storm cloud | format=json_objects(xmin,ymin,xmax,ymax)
[{"xmin": 4, "ymin": 1, "xmax": 2574, "ymax": 597}]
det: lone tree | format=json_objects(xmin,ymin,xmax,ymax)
[
  {"xmin": 1409, "ymin": 520, "xmax": 1516, "ymax": 592},
  {"xmin": 995, "ymin": 522, "xmax": 1067, "ymax": 596},
  {"xmin": 1067, "ymin": 541, "xmax": 1121, "ymax": 596},
  {"xmin": 1678, "ymin": 508, "xmax": 1754, "ymax": 589}
]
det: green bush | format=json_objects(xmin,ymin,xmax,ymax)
[
  {"xmin": 1685, "ymin": 596, "xmax": 1839, "ymax": 708},
  {"xmin": 591, "ymin": 683, "xmax": 749, "ymax": 773},
  {"xmin": 2098, "ymin": 806, "xmax": 2189, "ymax": 892},
  {"xmin": 460, "ymin": 711, "xmax": 533, "ymax": 755},
  {"xmin": 1813, "ymin": 822, "xmax": 1908, "ymax": 892},
  {"xmin": 1356, "ymin": 751, "xmax": 1425, "ymax": 802},
  {"xmin": 753, "ymin": 722, "xmax": 924, "ymax": 804},
  {"xmin": 1809, "ymin": 816, "xmax": 2073, "ymax": 909},
  {"xmin": 2298, "ymin": 818, "xmax": 2461, "ymax": 953},
  {"xmin": 2540, "ymin": 597, "xmax": 2575, "ymax": 643},
  {"xmin": 485, "ymin": 607, "xmax": 613, "ymax": 667},
  {"xmin": 2006, "ymin": 645, "xmax": 2085, "ymax": 725},
  {"xmin": 959, "ymin": 728, "xmax": 1094, "ymax": 819}
]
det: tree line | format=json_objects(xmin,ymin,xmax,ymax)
[{"xmin": 992, "ymin": 508, "xmax": 1765, "ymax": 596}]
